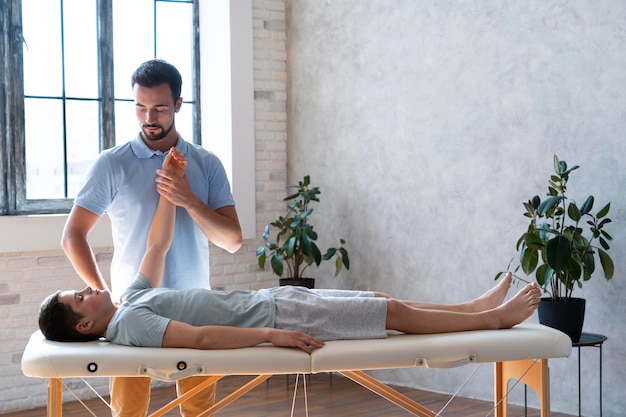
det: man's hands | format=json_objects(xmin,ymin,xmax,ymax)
[
  {"xmin": 267, "ymin": 329, "xmax": 325, "ymax": 354},
  {"xmin": 154, "ymin": 147, "xmax": 243, "ymax": 254}
]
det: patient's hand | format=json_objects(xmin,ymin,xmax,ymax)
[
  {"xmin": 267, "ymin": 329, "xmax": 325, "ymax": 354},
  {"xmin": 156, "ymin": 147, "xmax": 192, "ymax": 208},
  {"xmin": 162, "ymin": 147, "xmax": 187, "ymax": 178}
]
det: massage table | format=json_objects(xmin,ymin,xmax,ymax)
[{"xmin": 22, "ymin": 323, "xmax": 571, "ymax": 417}]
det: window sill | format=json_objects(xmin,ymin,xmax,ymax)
[{"xmin": 0, "ymin": 214, "xmax": 112, "ymax": 253}]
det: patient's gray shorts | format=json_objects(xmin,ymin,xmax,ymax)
[{"xmin": 268, "ymin": 286, "xmax": 388, "ymax": 341}]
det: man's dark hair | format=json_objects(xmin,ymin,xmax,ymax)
[
  {"xmin": 38, "ymin": 291, "xmax": 99, "ymax": 342},
  {"xmin": 131, "ymin": 59, "xmax": 183, "ymax": 103}
]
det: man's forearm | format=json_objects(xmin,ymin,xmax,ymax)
[
  {"xmin": 61, "ymin": 205, "xmax": 108, "ymax": 290},
  {"xmin": 62, "ymin": 238, "xmax": 109, "ymax": 291},
  {"xmin": 154, "ymin": 166, "xmax": 242, "ymax": 253},
  {"xmin": 186, "ymin": 202, "xmax": 242, "ymax": 253}
]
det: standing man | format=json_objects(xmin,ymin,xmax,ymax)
[{"xmin": 62, "ymin": 59, "xmax": 242, "ymax": 417}]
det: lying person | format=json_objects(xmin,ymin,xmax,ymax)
[{"xmin": 39, "ymin": 148, "xmax": 541, "ymax": 353}]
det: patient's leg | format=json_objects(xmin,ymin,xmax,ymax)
[
  {"xmin": 385, "ymin": 281, "xmax": 541, "ymax": 334},
  {"xmin": 374, "ymin": 272, "xmax": 513, "ymax": 313}
]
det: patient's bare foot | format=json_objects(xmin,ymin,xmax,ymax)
[
  {"xmin": 494, "ymin": 282, "xmax": 541, "ymax": 329},
  {"xmin": 469, "ymin": 272, "xmax": 513, "ymax": 312}
]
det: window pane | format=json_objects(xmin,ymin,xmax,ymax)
[
  {"xmin": 22, "ymin": 0, "xmax": 63, "ymax": 97},
  {"xmin": 177, "ymin": 102, "xmax": 193, "ymax": 141},
  {"xmin": 156, "ymin": 2, "xmax": 193, "ymax": 100},
  {"xmin": 115, "ymin": 101, "xmax": 140, "ymax": 146},
  {"xmin": 112, "ymin": 0, "xmax": 154, "ymax": 100},
  {"xmin": 66, "ymin": 100, "xmax": 100, "ymax": 197},
  {"xmin": 24, "ymin": 99, "xmax": 65, "ymax": 199},
  {"xmin": 64, "ymin": 0, "xmax": 99, "ymax": 99}
]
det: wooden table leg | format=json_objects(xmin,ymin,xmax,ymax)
[
  {"xmin": 341, "ymin": 370, "xmax": 436, "ymax": 417},
  {"xmin": 48, "ymin": 378, "xmax": 63, "ymax": 417},
  {"xmin": 495, "ymin": 359, "xmax": 550, "ymax": 417}
]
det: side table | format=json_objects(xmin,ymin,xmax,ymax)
[
  {"xmin": 522, "ymin": 332, "xmax": 607, "ymax": 417},
  {"xmin": 573, "ymin": 332, "xmax": 607, "ymax": 417}
]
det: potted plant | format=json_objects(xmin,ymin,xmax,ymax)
[
  {"xmin": 496, "ymin": 155, "xmax": 614, "ymax": 341},
  {"xmin": 256, "ymin": 175, "xmax": 350, "ymax": 288}
]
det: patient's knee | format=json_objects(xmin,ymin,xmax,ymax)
[{"xmin": 373, "ymin": 291, "xmax": 391, "ymax": 299}]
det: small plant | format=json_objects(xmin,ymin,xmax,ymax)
[
  {"xmin": 496, "ymin": 155, "xmax": 614, "ymax": 301},
  {"xmin": 257, "ymin": 175, "xmax": 350, "ymax": 279}
]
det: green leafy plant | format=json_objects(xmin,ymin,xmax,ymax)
[
  {"xmin": 497, "ymin": 155, "xmax": 614, "ymax": 301},
  {"xmin": 256, "ymin": 175, "xmax": 350, "ymax": 279}
]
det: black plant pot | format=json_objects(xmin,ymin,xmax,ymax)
[
  {"xmin": 279, "ymin": 278, "xmax": 315, "ymax": 289},
  {"xmin": 537, "ymin": 297, "xmax": 586, "ymax": 343}
]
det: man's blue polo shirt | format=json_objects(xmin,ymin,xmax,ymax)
[{"xmin": 74, "ymin": 134, "xmax": 235, "ymax": 300}]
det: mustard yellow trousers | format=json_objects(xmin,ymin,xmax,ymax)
[{"xmin": 110, "ymin": 376, "xmax": 216, "ymax": 417}]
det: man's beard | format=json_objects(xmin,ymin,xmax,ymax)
[{"xmin": 141, "ymin": 121, "xmax": 175, "ymax": 142}]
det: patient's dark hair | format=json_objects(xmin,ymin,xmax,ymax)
[
  {"xmin": 38, "ymin": 291, "xmax": 99, "ymax": 342},
  {"xmin": 131, "ymin": 59, "xmax": 182, "ymax": 103}
]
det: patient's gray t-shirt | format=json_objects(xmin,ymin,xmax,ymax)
[{"xmin": 105, "ymin": 274, "xmax": 275, "ymax": 347}]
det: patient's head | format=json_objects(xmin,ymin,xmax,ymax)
[
  {"xmin": 39, "ymin": 291, "xmax": 96, "ymax": 342},
  {"xmin": 39, "ymin": 287, "xmax": 114, "ymax": 342}
]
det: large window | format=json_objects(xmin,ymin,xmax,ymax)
[{"xmin": 1, "ymin": 0, "xmax": 199, "ymax": 215}]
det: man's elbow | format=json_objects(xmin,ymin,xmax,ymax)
[
  {"xmin": 61, "ymin": 227, "xmax": 88, "ymax": 255},
  {"xmin": 60, "ymin": 230, "xmax": 74, "ymax": 255},
  {"xmin": 227, "ymin": 230, "xmax": 243, "ymax": 253},
  {"xmin": 224, "ymin": 233, "xmax": 243, "ymax": 254},
  {"xmin": 218, "ymin": 223, "xmax": 243, "ymax": 253},
  {"xmin": 61, "ymin": 206, "xmax": 98, "ymax": 255}
]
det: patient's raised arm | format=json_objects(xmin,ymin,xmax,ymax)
[{"xmin": 139, "ymin": 147, "xmax": 187, "ymax": 288}]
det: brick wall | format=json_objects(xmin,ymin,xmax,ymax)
[
  {"xmin": 0, "ymin": 250, "xmax": 114, "ymax": 412},
  {"xmin": 0, "ymin": 0, "xmax": 287, "ymax": 413}
]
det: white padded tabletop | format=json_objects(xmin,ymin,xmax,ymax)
[
  {"xmin": 311, "ymin": 323, "xmax": 571, "ymax": 372},
  {"xmin": 21, "ymin": 332, "xmax": 311, "ymax": 380},
  {"xmin": 22, "ymin": 324, "xmax": 571, "ymax": 381}
]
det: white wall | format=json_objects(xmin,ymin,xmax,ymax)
[
  {"xmin": 287, "ymin": 1, "xmax": 626, "ymax": 415},
  {"xmin": 200, "ymin": 0, "xmax": 256, "ymax": 239}
]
